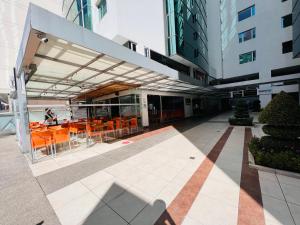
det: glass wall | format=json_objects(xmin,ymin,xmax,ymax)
[
  {"xmin": 166, "ymin": 0, "xmax": 208, "ymax": 73},
  {"xmin": 62, "ymin": 0, "xmax": 93, "ymax": 30}
]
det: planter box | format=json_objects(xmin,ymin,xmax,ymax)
[{"xmin": 248, "ymin": 151, "xmax": 300, "ymax": 179}]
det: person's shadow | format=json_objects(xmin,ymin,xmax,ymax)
[{"xmin": 82, "ymin": 182, "xmax": 176, "ymax": 225}]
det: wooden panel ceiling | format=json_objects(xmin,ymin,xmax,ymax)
[{"xmin": 74, "ymin": 82, "xmax": 140, "ymax": 100}]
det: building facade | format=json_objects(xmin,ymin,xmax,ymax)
[
  {"xmin": 214, "ymin": 0, "xmax": 300, "ymax": 107},
  {"xmin": 294, "ymin": 0, "xmax": 300, "ymax": 58},
  {"xmin": 61, "ymin": 0, "xmax": 218, "ymax": 126}
]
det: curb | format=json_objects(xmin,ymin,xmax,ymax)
[{"xmin": 248, "ymin": 151, "xmax": 300, "ymax": 180}]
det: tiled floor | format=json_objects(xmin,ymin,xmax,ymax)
[{"xmin": 22, "ymin": 114, "xmax": 300, "ymax": 225}]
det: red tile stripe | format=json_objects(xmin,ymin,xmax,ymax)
[
  {"xmin": 154, "ymin": 127, "xmax": 233, "ymax": 225},
  {"xmin": 127, "ymin": 126, "xmax": 174, "ymax": 142},
  {"xmin": 237, "ymin": 128, "xmax": 265, "ymax": 225}
]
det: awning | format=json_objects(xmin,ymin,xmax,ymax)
[{"xmin": 16, "ymin": 4, "xmax": 211, "ymax": 100}]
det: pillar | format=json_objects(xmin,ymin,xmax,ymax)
[
  {"xmin": 16, "ymin": 71, "xmax": 31, "ymax": 155},
  {"xmin": 140, "ymin": 91, "xmax": 149, "ymax": 127},
  {"xmin": 258, "ymin": 84, "xmax": 272, "ymax": 108}
]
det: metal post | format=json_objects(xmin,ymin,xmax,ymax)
[{"xmin": 160, "ymin": 95, "xmax": 163, "ymax": 123}]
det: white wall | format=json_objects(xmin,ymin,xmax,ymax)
[
  {"xmin": 92, "ymin": 0, "xmax": 168, "ymax": 56},
  {"xmin": 220, "ymin": 0, "xmax": 300, "ymax": 80},
  {"xmin": 0, "ymin": 0, "xmax": 62, "ymax": 94}
]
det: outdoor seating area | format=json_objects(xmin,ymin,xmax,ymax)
[{"xmin": 29, "ymin": 116, "xmax": 140, "ymax": 160}]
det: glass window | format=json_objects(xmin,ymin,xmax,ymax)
[
  {"xmin": 239, "ymin": 51, "xmax": 256, "ymax": 64},
  {"xmin": 281, "ymin": 14, "xmax": 292, "ymax": 28},
  {"xmin": 63, "ymin": 0, "xmax": 92, "ymax": 30},
  {"xmin": 282, "ymin": 40, "xmax": 293, "ymax": 54},
  {"xmin": 239, "ymin": 28, "xmax": 256, "ymax": 43},
  {"xmin": 238, "ymin": 5, "xmax": 255, "ymax": 22},
  {"xmin": 98, "ymin": 0, "xmax": 107, "ymax": 20}
]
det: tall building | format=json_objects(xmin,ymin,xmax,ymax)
[
  {"xmin": 294, "ymin": 0, "xmax": 300, "ymax": 58},
  {"xmin": 62, "ymin": 0, "xmax": 300, "ymax": 110},
  {"xmin": 0, "ymin": 0, "xmax": 62, "ymax": 106},
  {"xmin": 63, "ymin": 0, "xmax": 212, "ymax": 85},
  {"xmin": 212, "ymin": 0, "xmax": 300, "ymax": 107},
  {"xmin": 61, "ymin": 0, "xmax": 218, "ymax": 126}
]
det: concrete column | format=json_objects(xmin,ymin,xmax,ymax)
[
  {"xmin": 258, "ymin": 84, "xmax": 272, "ymax": 108},
  {"xmin": 16, "ymin": 71, "xmax": 31, "ymax": 155},
  {"xmin": 140, "ymin": 91, "xmax": 149, "ymax": 127}
]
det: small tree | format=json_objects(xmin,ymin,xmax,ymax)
[
  {"xmin": 258, "ymin": 91, "xmax": 300, "ymax": 151},
  {"xmin": 229, "ymin": 99, "xmax": 253, "ymax": 126}
]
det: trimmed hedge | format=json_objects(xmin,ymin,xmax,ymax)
[
  {"xmin": 260, "ymin": 136, "xmax": 300, "ymax": 152},
  {"xmin": 262, "ymin": 125, "xmax": 300, "ymax": 139},
  {"xmin": 229, "ymin": 99, "xmax": 253, "ymax": 126},
  {"xmin": 249, "ymin": 137, "xmax": 300, "ymax": 173},
  {"xmin": 259, "ymin": 92, "xmax": 300, "ymax": 126}
]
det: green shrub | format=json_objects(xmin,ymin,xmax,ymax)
[
  {"xmin": 234, "ymin": 99, "xmax": 250, "ymax": 118},
  {"xmin": 262, "ymin": 125, "xmax": 300, "ymax": 139},
  {"xmin": 259, "ymin": 91, "xmax": 300, "ymax": 126},
  {"xmin": 249, "ymin": 137, "xmax": 300, "ymax": 173},
  {"xmin": 229, "ymin": 99, "xmax": 253, "ymax": 126},
  {"xmin": 260, "ymin": 136, "xmax": 300, "ymax": 152}
]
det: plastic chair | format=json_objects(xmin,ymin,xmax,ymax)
[
  {"xmin": 130, "ymin": 117, "xmax": 138, "ymax": 134},
  {"xmin": 70, "ymin": 122, "xmax": 86, "ymax": 143},
  {"xmin": 31, "ymin": 130, "xmax": 54, "ymax": 159},
  {"xmin": 103, "ymin": 120, "xmax": 115, "ymax": 142},
  {"xmin": 86, "ymin": 123, "xmax": 103, "ymax": 144},
  {"xmin": 121, "ymin": 119, "xmax": 130, "ymax": 136},
  {"xmin": 51, "ymin": 128, "xmax": 71, "ymax": 154}
]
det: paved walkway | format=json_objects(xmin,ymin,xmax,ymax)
[
  {"xmin": 1, "ymin": 113, "xmax": 300, "ymax": 225},
  {"xmin": 0, "ymin": 135, "xmax": 61, "ymax": 225}
]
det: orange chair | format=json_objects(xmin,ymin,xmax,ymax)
[
  {"xmin": 121, "ymin": 119, "xmax": 130, "ymax": 136},
  {"xmin": 86, "ymin": 123, "xmax": 103, "ymax": 144},
  {"xmin": 51, "ymin": 128, "xmax": 71, "ymax": 155},
  {"xmin": 130, "ymin": 117, "xmax": 138, "ymax": 134},
  {"xmin": 69, "ymin": 122, "xmax": 86, "ymax": 143},
  {"xmin": 31, "ymin": 130, "xmax": 54, "ymax": 159},
  {"xmin": 103, "ymin": 120, "xmax": 115, "ymax": 142},
  {"xmin": 115, "ymin": 119, "xmax": 122, "ymax": 137},
  {"xmin": 93, "ymin": 120, "xmax": 102, "ymax": 125}
]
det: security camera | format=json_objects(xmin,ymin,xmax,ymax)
[
  {"xmin": 37, "ymin": 33, "xmax": 48, "ymax": 43},
  {"xmin": 41, "ymin": 37, "xmax": 48, "ymax": 43}
]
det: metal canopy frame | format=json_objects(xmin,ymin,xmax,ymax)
[{"xmin": 15, "ymin": 4, "xmax": 212, "ymax": 102}]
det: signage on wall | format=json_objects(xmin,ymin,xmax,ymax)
[{"xmin": 258, "ymin": 89, "xmax": 272, "ymax": 95}]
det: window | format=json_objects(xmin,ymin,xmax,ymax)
[
  {"xmin": 282, "ymin": 40, "xmax": 293, "ymax": 53},
  {"xmin": 238, "ymin": 5, "xmax": 255, "ymax": 22},
  {"xmin": 98, "ymin": 0, "xmax": 107, "ymax": 20},
  {"xmin": 124, "ymin": 41, "xmax": 137, "ymax": 52},
  {"xmin": 192, "ymin": 14, "xmax": 197, "ymax": 23},
  {"xmin": 281, "ymin": 14, "xmax": 292, "ymax": 28},
  {"xmin": 194, "ymin": 49, "xmax": 199, "ymax": 58},
  {"xmin": 239, "ymin": 28, "xmax": 256, "ymax": 43},
  {"xmin": 239, "ymin": 51, "xmax": 256, "ymax": 64},
  {"xmin": 193, "ymin": 32, "xmax": 198, "ymax": 40},
  {"xmin": 144, "ymin": 47, "xmax": 150, "ymax": 57}
]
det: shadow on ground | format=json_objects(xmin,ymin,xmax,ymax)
[{"xmin": 82, "ymin": 183, "xmax": 175, "ymax": 225}]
